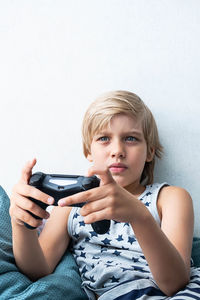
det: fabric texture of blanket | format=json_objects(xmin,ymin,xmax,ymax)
[{"xmin": 0, "ymin": 186, "xmax": 88, "ymax": 300}]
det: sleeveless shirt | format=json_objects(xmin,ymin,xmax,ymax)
[{"xmin": 67, "ymin": 182, "xmax": 168, "ymax": 299}]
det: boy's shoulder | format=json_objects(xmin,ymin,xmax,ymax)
[
  {"xmin": 157, "ymin": 184, "xmax": 193, "ymax": 213},
  {"xmin": 159, "ymin": 184, "xmax": 191, "ymax": 199}
]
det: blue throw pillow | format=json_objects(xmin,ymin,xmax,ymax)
[{"xmin": 0, "ymin": 186, "xmax": 88, "ymax": 300}]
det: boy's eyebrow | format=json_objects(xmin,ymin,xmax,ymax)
[
  {"xmin": 94, "ymin": 130, "xmax": 144, "ymax": 137},
  {"xmin": 124, "ymin": 130, "xmax": 144, "ymax": 137}
]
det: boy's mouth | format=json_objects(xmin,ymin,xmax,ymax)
[{"xmin": 109, "ymin": 163, "xmax": 128, "ymax": 173}]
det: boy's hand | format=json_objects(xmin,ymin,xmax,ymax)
[
  {"xmin": 58, "ymin": 166, "xmax": 140, "ymax": 224},
  {"xmin": 9, "ymin": 159, "xmax": 54, "ymax": 228}
]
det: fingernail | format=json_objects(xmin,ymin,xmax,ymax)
[
  {"xmin": 48, "ymin": 197, "xmax": 54, "ymax": 205},
  {"xmin": 58, "ymin": 199, "xmax": 65, "ymax": 206}
]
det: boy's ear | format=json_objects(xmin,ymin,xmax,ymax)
[
  {"xmin": 87, "ymin": 153, "xmax": 93, "ymax": 162},
  {"xmin": 146, "ymin": 147, "xmax": 155, "ymax": 162}
]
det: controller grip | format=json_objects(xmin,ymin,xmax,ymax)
[
  {"xmin": 24, "ymin": 214, "xmax": 42, "ymax": 229},
  {"xmin": 91, "ymin": 220, "xmax": 110, "ymax": 234},
  {"xmin": 24, "ymin": 197, "xmax": 48, "ymax": 230}
]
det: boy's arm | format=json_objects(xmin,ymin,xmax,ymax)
[
  {"xmin": 130, "ymin": 186, "xmax": 194, "ymax": 297},
  {"xmin": 10, "ymin": 159, "xmax": 71, "ymax": 281},
  {"xmin": 11, "ymin": 206, "xmax": 71, "ymax": 281},
  {"xmin": 38, "ymin": 206, "xmax": 72, "ymax": 273},
  {"xmin": 12, "ymin": 222, "xmax": 50, "ymax": 280},
  {"xmin": 158, "ymin": 186, "xmax": 194, "ymax": 272}
]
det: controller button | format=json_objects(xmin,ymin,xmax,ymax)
[
  {"xmin": 82, "ymin": 178, "xmax": 93, "ymax": 190},
  {"xmin": 29, "ymin": 172, "xmax": 45, "ymax": 186},
  {"xmin": 58, "ymin": 186, "xmax": 64, "ymax": 190}
]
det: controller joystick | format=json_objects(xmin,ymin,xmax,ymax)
[{"xmin": 25, "ymin": 172, "xmax": 110, "ymax": 234}]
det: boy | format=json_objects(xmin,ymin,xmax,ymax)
[{"xmin": 10, "ymin": 91, "xmax": 196, "ymax": 299}]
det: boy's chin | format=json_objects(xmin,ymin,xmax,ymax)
[
  {"xmin": 112, "ymin": 175, "xmax": 140, "ymax": 191},
  {"xmin": 112, "ymin": 175, "xmax": 129, "ymax": 187}
]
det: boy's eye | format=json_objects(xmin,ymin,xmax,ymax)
[
  {"xmin": 98, "ymin": 136, "xmax": 109, "ymax": 142},
  {"xmin": 125, "ymin": 136, "xmax": 137, "ymax": 142}
]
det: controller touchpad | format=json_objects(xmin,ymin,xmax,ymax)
[{"xmin": 49, "ymin": 179, "xmax": 78, "ymax": 186}]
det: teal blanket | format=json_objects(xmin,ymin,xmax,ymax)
[{"xmin": 0, "ymin": 186, "xmax": 88, "ymax": 300}]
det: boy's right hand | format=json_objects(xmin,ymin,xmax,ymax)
[{"xmin": 9, "ymin": 158, "xmax": 54, "ymax": 228}]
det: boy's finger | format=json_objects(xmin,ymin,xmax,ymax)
[
  {"xmin": 12, "ymin": 206, "xmax": 44, "ymax": 228},
  {"xmin": 87, "ymin": 166, "xmax": 115, "ymax": 186},
  {"xmin": 14, "ymin": 183, "xmax": 54, "ymax": 206},
  {"xmin": 11, "ymin": 194, "xmax": 50, "ymax": 221},
  {"xmin": 20, "ymin": 158, "xmax": 37, "ymax": 184},
  {"xmin": 58, "ymin": 185, "xmax": 107, "ymax": 207},
  {"xmin": 83, "ymin": 208, "xmax": 109, "ymax": 224}
]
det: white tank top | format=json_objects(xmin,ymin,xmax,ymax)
[{"xmin": 68, "ymin": 182, "xmax": 168, "ymax": 298}]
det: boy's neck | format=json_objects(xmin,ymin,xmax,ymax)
[{"xmin": 125, "ymin": 183, "xmax": 146, "ymax": 198}]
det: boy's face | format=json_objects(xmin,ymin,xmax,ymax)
[{"xmin": 87, "ymin": 114, "xmax": 154, "ymax": 192}]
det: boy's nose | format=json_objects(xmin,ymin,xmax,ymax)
[{"xmin": 110, "ymin": 141, "xmax": 126, "ymax": 159}]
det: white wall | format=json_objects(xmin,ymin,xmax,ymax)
[{"xmin": 0, "ymin": 0, "xmax": 200, "ymax": 236}]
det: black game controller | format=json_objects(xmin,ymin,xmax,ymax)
[{"xmin": 25, "ymin": 172, "xmax": 110, "ymax": 234}]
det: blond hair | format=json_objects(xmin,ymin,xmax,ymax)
[{"xmin": 82, "ymin": 90, "xmax": 163, "ymax": 184}]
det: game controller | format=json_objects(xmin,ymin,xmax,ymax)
[{"xmin": 24, "ymin": 172, "xmax": 110, "ymax": 234}]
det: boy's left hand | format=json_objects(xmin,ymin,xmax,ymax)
[{"xmin": 58, "ymin": 166, "xmax": 141, "ymax": 224}]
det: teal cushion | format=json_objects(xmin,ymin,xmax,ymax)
[
  {"xmin": 192, "ymin": 237, "xmax": 200, "ymax": 267},
  {"xmin": 0, "ymin": 186, "xmax": 88, "ymax": 300}
]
